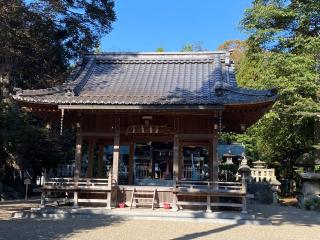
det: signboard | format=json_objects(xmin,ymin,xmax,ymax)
[
  {"xmin": 24, "ymin": 178, "xmax": 31, "ymax": 185},
  {"xmin": 24, "ymin": 178, "xmax": 31, "ymax": 200}
]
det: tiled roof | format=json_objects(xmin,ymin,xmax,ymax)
[
  {"xmin": 217, "ymin": 144, "xmax": 245, "ymax": 158},
  {"xmin": 12, "ymin": 52, "xmax": 277, "ymax": 106}
]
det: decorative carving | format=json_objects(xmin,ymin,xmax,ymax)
[{"xmin": 126, "ymin": 125, "xmax": 174, "ymax": 135}]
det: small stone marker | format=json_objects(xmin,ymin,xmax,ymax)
[{"xmin": 24, "ymin": 178, "xmax": 31, "ymax": 200}]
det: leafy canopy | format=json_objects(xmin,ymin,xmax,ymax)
[
  {"xmin": 0, "ymin": 0, "xmax": 116, "ymax": 190},
  {"xmin": 236, "ymin": 0, "xmax": 320, "ymax": 180},
  {"xmin": 0, "ymin": 0, "xmax": 116, "ymax": 90}
]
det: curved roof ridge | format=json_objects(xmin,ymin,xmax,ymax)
[
  {"xmin": 13, "ymin": 86, "xmax": 63, "ymax": 97},
  {"xmin": 68, "ymin": 57, "xmax": 96, "ymax": 96},
  {"xmin": 226, "ymin": 85, "xmax": 277, "ymax": 97},
  {"xmin": 85, "ymin": 51, "xmax": 228, "ymax": 56}
]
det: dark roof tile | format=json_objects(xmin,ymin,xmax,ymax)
[{"xmin": 13, "ymin": 52, "xmax": 277, "ymax": 105}]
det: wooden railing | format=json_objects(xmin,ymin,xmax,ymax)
[
  {"xmin": 183, "ymin": 165, "xmax": 209, "ymax": 180},
  {"xmin": 172, "ymin": 179, "xmax": 248, "ymax": 213},
  {"xmin": 135, "ymin": 163, "xmax": 150, "ymax": 179},
  {"xmin": 41, "ymin": 175, "xmax": 113, "ymax": 209},
  {"xmin": 43, "ymin": 177, "xmax": 112, "ymax": 191},
  {"xmin": 174, "ymin": 180, "xmax": 244, "ymax": 193}
]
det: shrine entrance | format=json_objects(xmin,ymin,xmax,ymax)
[{"xmin": 133, "ymin": 141, "xmax": 173, "ymax": 186}]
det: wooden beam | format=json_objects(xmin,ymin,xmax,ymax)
[
  {"xmin": 177, "ymin": 134, "xmax": 215, "ymax": 140},
  {"xmin": 97, "ymin": 144, "xmax": 105, "ymax": 178},
  {"xmin": 180, "ymin": 141, "xmax": 211, "ymax": 147},
  {"xmin": 86, "ymin": 139, "xmax": 95, "ymax": 178},
  {"xmin": 58, "ymin": 104, "xmax": 224, "ymax": 111},
  {"xmin": 80, "ymin": 132, "xmax": 114, "ymax": 137},
  {"xmin": 130, "ymin": 135, "xmax": 173, "ymax": 143}
]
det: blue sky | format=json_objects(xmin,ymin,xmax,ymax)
[{"xmin": 101, "ymin": 0, "xmax": 253, "ymax": 52}]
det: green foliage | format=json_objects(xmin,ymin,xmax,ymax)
[
  {"xmin": 181, "ymin": 42, "xmax": 207, "ymax": 52},
  {"xmin": 0, "ymin": 0, "xmax": 116, "ymax": 90},
  {"xmin": 241, "ymin": 0, "xmax": 320, "ymax": 53},
  {"xmin": 304, "ymin": 197, "xmax": 320, "ymax": 210},
  {"xmin": 233, "ymin": 0, "xmax": 320, "ymax": 191},
  {"xmin": 218, "ymin": 132, "xmax": 259, "ymax": 163},
  {"xmin": 0, "ymin": 103, "xmax": 75, "ymax": 177},
  {"xmin": 0, "ymin": 0, "xmax": 116, "ymax": 194},
  {"xmin": 181, "ymin": 43, "xmax": 193, "ymax": 52},
  {"xmin": 94, "ymin": 45, "xmax": 103, "ymax": 54},
  {"xmin": 217, "ymin": 40, "xmax": 248, "ymax": 64},
  {"xmin": 156, "ymin": 47, "xmax": 165, "ymax": 52}
]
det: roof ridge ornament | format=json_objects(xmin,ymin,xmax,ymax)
[
  {"xmin": 224, "ymin": 50, "xmax": 234, "ymax": 66},
  {"xmin": 13, "ymin": 88, "xmax": 23, "ymax": 95},
  {"xmin": 64, "ymin": 87, "xmax": 75, "ymax": 97},
  {"xmin": 214, "ymin": 82, "xmax": 232, "ymax": 97}
]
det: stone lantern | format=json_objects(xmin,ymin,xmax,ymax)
[{"xmin": 237, "ymin": 154, "xmax": 251, "ymax": 180}]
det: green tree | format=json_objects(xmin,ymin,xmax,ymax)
[
  {"xmin": 238, "ymin": 0, "xmax": 320, "ymax": 193},
  {"xmin": 181, "ymin": 42, "xmax": 207, "ymax": 52},
  {"xmin": 217, "ymin": 40, "xmax": 247, "ymax": 65},
  {"xmin": 156, "ymin": 47, "xmax": 165, "ymax": 52},
  {"xmin": 0, "ymin": 0, "xmax": 116, "ymax": 91},
  {"xmin": 0, "ymin": 0, "xmax": 116, "ymax": 196},
  {"xmin": 181, "ymin": 43, "xmax": 193, "ymax": 52}
]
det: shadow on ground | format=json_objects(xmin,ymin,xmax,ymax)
[
  {"xmin": 249, "ymin": 204, "xmax": 320, "ymax": 226},
  {"xmin": 1, "ymin": 201, "xmax": 320, "ymax": 240},
  {"xmin": 0, "ymin": 215, "xmax": 124, "ymax": 240},
  {"xmin": 170, "ymin": 224, "xmax": 239, "ymax": 240},
  {"xmin": 0, "ymin": 200, "xmax": 124, "ymax": 240}
]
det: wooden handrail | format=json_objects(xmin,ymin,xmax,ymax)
[
  {"xmin": 174, "ymin": 180, "xmax": 244, "ymax": 193},
  {"xmin": 176, "ymin": 180, "xmax": 241, "ymax": 185},
  {"xmin": 43, "ymin": 176, "xmax": 113, "ymax": 190}
]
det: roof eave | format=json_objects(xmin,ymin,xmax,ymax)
[{"xmin": 57, "ymin": 104, "xmax": 225, "ymax": 111}]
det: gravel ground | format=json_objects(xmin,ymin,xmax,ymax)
[{"xmin": 0, "ymin": 201, "xmax": 319, "ymax": 240}]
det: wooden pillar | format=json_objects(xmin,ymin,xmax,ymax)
[
  {"xmin": 179, "ymin": 144, "xmax": 184, "ymax": 180},
  {"xmin": 111, "ymin": 118, "xmax": 120, "ymax": 206},
  {"xmin": 106, "ymin": 173, "xmax": 112, "ymax": 209},
  {"xmin": 128, "ymin": 142, "xmax": 135, "ymax": 185},
  {"xmin": 173, "ymin": 135, "xmax": 179, "ymax": 181},
  {"xmin": 112, "ymin": 118, "xmax": 120, "ymax": 184},
  {"xmin": 97, "ymin": 144, "xmax": 105, "ymax": 178},
  {"xmin": 172, "ymin": 178, "xmax": 178, "ymax": 211},
  {"xmin": 150, "ymin": 150, "xmax": 155, "ymax": 178},
  {"xmin": 208, "ymin": 142, "xmax": 213, "ymax": 181},
  {"xmin": 212, "ymin": 133, "xmax": 218, "ymax": 183},
  {"xmin": 206, "ymin": 195, "xmax": 212, "ymax": 213},
  {"xmin": 74, "ymin": 121, "xmax": 83, "ymax": 207},
  {"xmin": 211, "ymin": 133, "xmax": 219, "ymax": 208},
  {"xmin": 86, "ymin": 139, "xmax": 95, "ymax": 178}
]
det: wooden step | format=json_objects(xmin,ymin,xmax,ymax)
[
  {"xmin": 135, "ymin": 202, "xmax": 154, "ymax": 205},
  {"xmin": 133, "ymin": 193, "xmax": 154, "ymax": 196},
  {"xmin": 133, "ymin": 197, "xmax": 154, "ymax": 200},
  {"xmin": 130, "ymin": 188, "xmax": 157, "ymax": 210}
]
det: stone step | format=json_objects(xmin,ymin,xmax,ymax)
[{"xmin": 12, "ymin": 207, "xmax": 271, "ymax": 225}]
